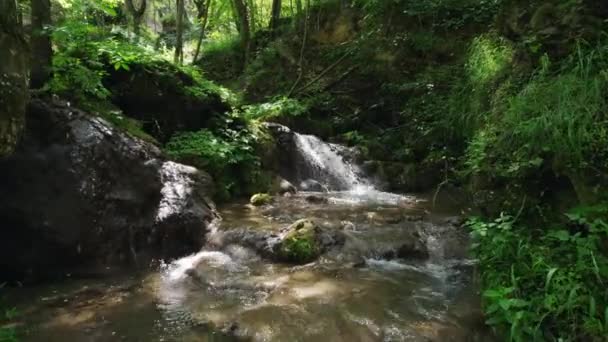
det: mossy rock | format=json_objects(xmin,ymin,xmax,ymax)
[
  {"xmin": 103, "ymin": 59, "xmax": 231, "ymax": 142},
  {"xmin": 277, "ymin": 219, "xmax": 320, "ymax": 263},
  {"xmin": 250, "ymin": 193, "xmax": 273, "ymax": 206}
]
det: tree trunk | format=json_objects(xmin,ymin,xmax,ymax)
[
  {"xmin": 192, "ymin": 0, "xmax": 211, "ymax": 63},
  {"xmin": 269, "ymin": 0, "xmax": 281, "ymax": 34},
  {"xmin": 232, "ymin": 0, "xmax": 250, "ymax": 66},
  {"xmin": 30, "ymin": 0, "xmax": 52, "ymax": 89},
  {"xmin": 0, "ymin": 0, "xmax": 28, "ymax": 156},
  {"xmin": 125, "ymin": 0, "xmax": 147, "ymax": 37},
  {"xmin": 174, "ymin": 0, "xmax": 184, "ymax": 64},
  {"xmin": 247, "ymin": 0, "xmax": 256, "ymax": 31}
]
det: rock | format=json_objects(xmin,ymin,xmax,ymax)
[
  {"xmin": 276, "ymin": 219, "xmax": 345, "ymax": 264},
  {"xmin": 396, "ymin": 231, "xmax": 429, "ymax": 260},
  {"xmin": 250, "ymin": 193, "xmax": 273, "ymax": 206},
  {"xmin": 405, "ymin": 215, "xmax": 425, "ymax": 222},
  {"xmin": 299, "ymin": 179, "xmax": 328, "ymax": 192},
  {"xmin": 276, "ymin": 219, "xmax": 320, "ymax": 263},
  {"xmin": 441, "ymin": 216, "xmax": 465, "ymax": 227},
  {"xmin": 340, "ymin": 220, "xmax": 356, "ymax": 231},
  {"xmin": 270, "ymin": 177, "xmax": 297, "ymax": 195},
  {"xmin": 366, "ymin": 161, "xmax": 442, "ymax": 193},
  {"xmin": 305, "ymin": 195, "xmax": 328, "ymax": 204},
  {"xmin": 0, "ymin": 98, "xmax": 218, "ymax": 282},
  {"xmin": 218, "ymin": 219, "xmax": 345, "ymax": 264},
  {"xmin": 103, "ymin": 60, "xmax": 231, "ymax": 142}
]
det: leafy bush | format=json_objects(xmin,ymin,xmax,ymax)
[
  {"xmin": 165, "ymin": 124, "xmax": 270, "ymax": 200},
  {"xmin": 469, "ymin": 205, "xmax": 608, "ymax": 340}
]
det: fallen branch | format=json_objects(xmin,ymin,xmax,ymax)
[
  {"xmin": 293, "ymin": 52, "xmax": 352, "ymax": 94},
  {"xmin": 322, "ymin": 65, "xmax": 358, "ymax": 91}
]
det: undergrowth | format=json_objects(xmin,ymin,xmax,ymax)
[
  {"xmin": 0, "ymin": 301, "xmax": 18, "ymax": 342},
  {"xmin": 469, "ymin": 204, "xmax": 608, "ymax": 341},
  {"xmin": 164, "ymin": 118, "xmax": 271, "ymax": 200}
]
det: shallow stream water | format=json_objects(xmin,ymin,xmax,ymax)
[{"xmin": 5, "ymin": 189, "xmax": 494, "ymax": 342}]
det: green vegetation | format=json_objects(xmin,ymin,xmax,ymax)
[
  {"xmin": 469, "ymin": 205, "xmax": 608, "ymax": 340},
  {"xmin": 3, "ymin": 0, "xmax": 608, "ymax": 339},
  {"xmin": 0, "ymin": 303, "xmax": 18, "ymax": 342},
  {"xmin": 279, "ymin": 219, "xmax": 319, "ymax": 263},
  {"xmin": 165, "ymin": 122, "xmax": 270, "ymax": 200}
]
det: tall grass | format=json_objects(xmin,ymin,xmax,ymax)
[
  {"xmin": 499, "ymin": 44, "xmax": 608, "ymax": 170},
  {"xmin": 447, "ymin": 34, "xmax": 514, "ymax": 138}
]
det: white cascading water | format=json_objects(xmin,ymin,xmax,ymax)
[
  {"xmin": 292, "ymin": 131, "xmax": 416, "ymax": 205},
  {"xmin": 293, "ymin": 133, "xmax": 371, "ymax": 191}
]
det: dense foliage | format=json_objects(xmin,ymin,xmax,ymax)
[{"xmin": 469, "ymin": 205, "xmax": 608, "ymax": 340}]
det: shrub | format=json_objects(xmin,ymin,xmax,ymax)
[
  {"xmin": 469, "ymin": 205, "xmax": 608, "ymax": 340},
  {"xmin": 165, "ymin": 125, "xmax": 270, "ymax": 200}
]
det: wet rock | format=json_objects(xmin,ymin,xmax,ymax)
[
  {"xmin": 366, "ymin": 161, "xmax": 442, "ymax": 193},
  {"xmin": 218, "ymin": 219, "xmax": 345, "ymax": 264},
  {"xmin": 299, "ymin": 179, "xmax": 328, "ymax": 192},
  {"xmin": 103, "ymin": 60, "xmax": 230, "ymax": 142},
  {"xmin": 397, "ymin": 231, "xmax": 429, "ymax": 260},
  {"xmin": 340, "ymin": 220, "xmax": 356, "ymax": 231},
  {"xmin": 271, "ymin": 177, "xmax": 297, "ymax": 195},
  {"xmin": 0, "ymin": 98, "xmax": 218, "ymax": 282},
  {"xmin": 305, "ymin": 195, "xmax": 328, "ymax": 204},
  {"xmin": 441, "ymin": 216, "xmax": 466, "ymax": 227},
  {"xmin": 250, "ymin": 193, "xmax": 273, "ymax": 206},
  {"xmin": 380, "ymin": 230, "xmax": 429, "ymax": 261},
  {"xmin": 405, "ymin": 215, "xmax": 425, "ymax": 222},
  {"xmin": 276, "ymin": 219, "xmax": 320, "ymax": 263}
]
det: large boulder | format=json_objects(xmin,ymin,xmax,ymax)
[
  {"xmin": 103, "ymin": 60, "xmax": 231, "ymax": 142},
  {"xmin": 0, "ymin": 98, "xmax": 218, "ymax": 282},
  {"xmin": 218, "ymin": 219, "xmax": 345, "ymax": 264}
]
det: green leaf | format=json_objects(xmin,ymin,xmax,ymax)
[{"xmin": 545, "ymin": 268, "xmax": 558, "ymax": 291}]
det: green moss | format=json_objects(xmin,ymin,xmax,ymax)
[
  {"xmin": 250, "ymin": 193, "xmax": 273, "ymax": 206},
  {"xmin": 278, "ymin": 219, "xmax": 319, "ymax": 263}
]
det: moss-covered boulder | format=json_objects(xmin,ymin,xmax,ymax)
[
  {"xmin": 250, "ymin": 193, "xmax": 273, "ymax": 206},
  {"xmin": 103, "ymin": 60, "xmax": 231, "ymax": 142},
  {"xmin": 274, "ymin": 219, "xmax": 346, "ymax": 264},
  {"xmin": 277, "ymin": 219, "xmax": 320, "ymax": 263}
]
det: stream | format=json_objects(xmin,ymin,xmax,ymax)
[{"xmin": 4, "ymin": 128, "xmax": 494, "ymax": 341}]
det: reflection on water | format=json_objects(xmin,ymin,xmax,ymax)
[{"xmin": 7, "ymin": 190, "xmax": 494, "ymax": 342}]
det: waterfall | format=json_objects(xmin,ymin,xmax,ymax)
[{"xmin": 292, "ymin": 132, "xmax": 372, "ymax": 191}]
